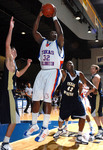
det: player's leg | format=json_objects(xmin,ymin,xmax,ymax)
[
  {"xmin": 24, "ymin": 96, "xmax": 29, "ymax": 113},
  {"xmin": 24, "ymin": 103, "xmax": 40, "ymax": 136},
  {"xmin": 24, "ymin": 71, "xmax": 43, "ymax": 136},
  {"xmin": 64, "ymin": 118, "xmax": 68, "ymax": 130},
  {"xmin": 86, "ymin": 114, "xmax": 95, "ymax": 135},
  {"xmin": 53, "ymin": 100, "xmax": 71, "ymax": 139},
  {"xmin": 35, "ymin": 69, "xmax": 62, "ymax": 142},
  {"xmin": 53, "ymin": 117, "xmax": 64, "ymax": 138},
  {"xmin": 83, "ymin": 97, "xmax": 95, "ymax": 135},
  {"xmin": 35, "ymin": 102, "xmax": 51, "ymax": 142},
  {"xmin": 91, "ymin": 94, "xmax": 103, "ymax": 139},
  {"xmin": 74, "ymin": 97, "xmax": 88, "ymax": 144},
  {"xmin": 1, "ymin": 124, "xmax": 16, "ymax": 150}
]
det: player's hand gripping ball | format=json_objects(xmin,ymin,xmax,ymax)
[{"xmin": 42, "ymin": 3, "xmax": 55, "ymax": 18}]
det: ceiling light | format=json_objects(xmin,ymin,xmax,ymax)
[
  {"xmin": 88, "ymin": 26, "xmax": 91, "ymax": 33},
  {"xmin": 21, "ymin": 32, "xmax": 26, "ymax": 35},
  {"xmin": 95, "ymin": 39, "xmax": 99, "ymax": 42},
  {"xmin": 75, "ymin": 11, "xmax": 81, "ymax": 20},
  {"xmin": 95, "ymin": 32, "xmax": 99, "ymax": 42}
]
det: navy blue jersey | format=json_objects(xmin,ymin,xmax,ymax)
[
  {"xmin": 59, "ymin": 70, "xmax": 86, "ymax": 120},
  {"xmin": 61, "ymin": 70, "xmax": 80, "ymax": 101}
]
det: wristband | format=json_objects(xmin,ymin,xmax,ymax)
[{"xmin": 53, "ymin": 16, "xmax": 57, "ymax": 21}]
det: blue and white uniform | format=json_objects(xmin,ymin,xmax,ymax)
[{"xmin": 32, "ymin": 39, "xmax": 64, "ymax": 103}]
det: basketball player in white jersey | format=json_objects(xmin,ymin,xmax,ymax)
[
  {"xmin": 24, "ymin": 7, "xmax": 64, "ymax": 142},
  {"xmin": 79, "ymin": 81, "xmax": 95, "ymax": 140}
]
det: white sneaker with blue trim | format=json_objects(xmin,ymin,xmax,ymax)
[
  {"xmin": 24, "ymin": 124, "xmax": 39, "ymax": 136},
  {"xmin": 76, "ymin": 135, "xmax": 88, "ymax": 145},
  {"xmin": 35, "ymin": 126, "xmax": 49, "ymax": 142}
]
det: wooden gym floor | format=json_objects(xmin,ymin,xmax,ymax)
[{"xmin": 1, "ymin": 107, "xmax": 103, "ymax": 150}]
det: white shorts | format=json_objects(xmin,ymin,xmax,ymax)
[
  {"xmin": 81, "ymin": 97, "xmax": 91, "ymax": 114},
  {"xmin": 32, "ymin": 69, "xmax": 62, "ymax": 103}
]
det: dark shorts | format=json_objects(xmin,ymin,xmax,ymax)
[
  {"xmin": 0, "ymin": 89, "xmax": 20, "ymax": 124},
  {"xmin": 59, "ymin": 96, "xmax": 86, "ymax": 120},
  {"xmin": 88, "ymin": 92, "xmax": 103, "ymax": 117}
]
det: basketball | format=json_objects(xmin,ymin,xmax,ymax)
[{"xmin": 42, "ymin": 3, "xmax": 55, "ymax": 18}]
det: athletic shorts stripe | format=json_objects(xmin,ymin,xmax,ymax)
[
  {"xmin": 51, "ymin": 69, "xmax": 60, "ymax": 98},
  {"xmin": 95, "ymin": 92, "xmax": 100, "ymax": 116}
]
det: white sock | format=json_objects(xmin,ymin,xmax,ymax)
[
  {"xmin": 78, "ymin": 131, "xmax": 82, "ymax": 135},
  {"xmin": 65, "ymin": 121, "xmax": 68, "ymax": 126},
  {"xmin": 32, "ymin": 112, "xmax": 39, "ymax": 125},
  {"xmin": 88, "ymin": 121, "xmax": 93, "ymax": 128},
  {"xmin": 3, "ymin": 136, "xmax": 10, "ymax": 143},
  {"xmin": 43, "ymin": 114, "xmax": 50, "ymax": 128},
  {"xmin": 58, "ymin": 127, "xmax": 62, "ymax": 130}
]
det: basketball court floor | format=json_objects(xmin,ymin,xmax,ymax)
[{"xmin": 0, "ymin": 106, "xmax": 103, "ymax": 150}]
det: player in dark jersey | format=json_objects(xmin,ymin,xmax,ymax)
[
  {"xmin": 88, "ymin": 64, "xmax": 103, "ymax": 140},
  {"xmin": 53, "ymin": 61, "xmax": 96, "ymax": 144},
  {"xmin": 0, "ymin": 17, "xmax": 32, "ymax": 150}
]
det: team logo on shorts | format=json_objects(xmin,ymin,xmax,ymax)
[{"xmin": 44, "ymin": 93, "xmax": 49, "ymax": 99}]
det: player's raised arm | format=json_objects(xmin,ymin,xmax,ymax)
[
  {"xmin": 5, "ymin": 16, "xmax": 14, "ymax": 58},
  {"xmin": 61, "ymin": 69, "xmax": 67, "ymax": 82},
  {"xmin": 33, "ymin": 11, "xmax": 44, "ymax": 44},
  {"xmin": 52, "ymin": 7, "xmax": 64, "ymax": 49},
  {"xmin": 16, "ymin": 59, "xmax": 32, "ymax": 77}
]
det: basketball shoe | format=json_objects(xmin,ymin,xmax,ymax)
[
  {"xmin": 95, "ymin": 129, "xmax": 103, "ymax": 140},
  {"xmin": 53, "ymin": 128, "xmax": 65, "ymax": 138},
  {"xmin": 35, "ymin": 126, "xmax": 49, "ymax": 142},
  {"xmin": 0, "ymin": 143, "xmax": 12, "ymax": 150},
  {"xmin": 61, "ymin": 125, "xmax": 68, "ymax": 137},
  {"xmin": 24, "ymin": 124, "xmax": 39, "ymax": 136},
  {"xmin": 76, "ymin": 134, "xmax": 88, "ymax": 145}
]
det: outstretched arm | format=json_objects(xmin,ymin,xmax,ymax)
[
  {"xmin": 79, "ymin": 72, "xmax": 97, "ymax": 95},
  {"xmin": 52, "ymin": 7, "xmax": 64, "ymax": 49},
  {"xmin": 5, "ymin": 16, "xmax": 14, "ymax": 58},
  {"xmin": 33, "ymin": 11, "xmax": 44, "ymax": 44},
  {"xmin": 61, "ymin": 69, "xmax": 67, "ymax": 82},
  {"xmin": 16, "ymin": 59, "xmax": 32, "ymax": 77}
]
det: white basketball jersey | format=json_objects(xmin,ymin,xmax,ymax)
[
  {"xmin": 82, "ymin": 86, "xmax": 89, "ymax": 97},
  {"xmin": 38, "ymin": 39, "xmax": 64, "ymax": 69}
]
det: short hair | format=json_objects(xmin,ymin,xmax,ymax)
[{"xmin": 91, "ymin": 64, "xmax": 100, "ymax": 72}]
